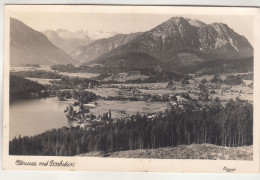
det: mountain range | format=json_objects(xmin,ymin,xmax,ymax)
[
  {"xmin": 10, "ymin": 18, "xmax": 75, "ymax": 65},
  {"xmin": 88, "ymin": 17, "xmax": 252, "ymax": 66},
  {"xmin": 10, "ymin": 17, "xmax": 253, "ymax": 70}
]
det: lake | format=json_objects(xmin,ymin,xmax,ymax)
[
  {"xmin": 9, "ymin": 98, "xmax": 167, "ymax": 140},
  {"xmin": 9, "ymin": 98, "xmax": 76, "ymax": 140}
]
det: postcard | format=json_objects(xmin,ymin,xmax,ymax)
[{"xmin": 3, "ymin": 5, "xmax": 260, "ymax": 173}]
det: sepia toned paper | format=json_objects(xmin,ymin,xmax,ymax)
[{"xmin": 3, "ymin": 5, "xmax": 260, "ymax": 173}]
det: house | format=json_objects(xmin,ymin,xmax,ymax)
[
  {"xmin": 176, "ymin": 95, "xmax": 187, "ymax": 102},
  {"xmin": 147, "ymin": 115, "xmax": 155, "ymax": 120},
  {"xmin": 80, "ymin": 122, "xmax": 91, "ymax": 130}
]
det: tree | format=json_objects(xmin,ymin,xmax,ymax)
[{"xmin": 201, "ymin": 78, "xmax": 208, "ymax": 84}]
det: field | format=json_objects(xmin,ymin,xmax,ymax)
[
  {"xmin": 192, "ymin": 74, "xmax": 253, "ymax": 102},
  {"xmin": 210, "ymin": 84, "xmax": 253, "ymax": 102},
  {"xmin": 59, "ymin": 72, "xmax": 100, "ymax": 78},
  {"xmin": 104, "ymin": 72, "xmax": 149, "ymax": 81},
  {"xmin": 77, "ymin": 144, "xmax": 253, "ymax": 160},
  {"xmin": 10, "ymin": 65, "xmax": 53, "ymax": 72},
  {"xmin": 87, "ymin": 88, "xmax": 119, "ymax": 97},
  {"xmin": 114, "ymin": 82, "xmax": 169, "ymax": 88},
  {"xmin": 89, "ymin": 100, "xmax": 167, "ymax": 119},
  {"xmin": 26, "ymin": 78, "xmax": 59, "ymax": 85}
]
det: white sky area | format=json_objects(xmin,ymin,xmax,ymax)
[{"xmin": 11, "ymin": 12, "xmax": 253, "ymax": 45}]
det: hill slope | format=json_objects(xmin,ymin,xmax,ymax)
[
  {"xmin": 70, "ymin": 32, "xmax": 142, "ymax": 63},
  {"xmin": 10, "ymin": 18, "xmax": 76, "ymax": 65},
  {"xmin": 91, "ymin": 52, "xmax": 159, "ymax": 69},
  {"xmin": 77, "ymin": 144, "xmax": 253, "ymax": 160}
]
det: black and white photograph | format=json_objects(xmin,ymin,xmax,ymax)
[{"xmin": 3, "ymin": 5, "xmax": 260, "ymax": 172}]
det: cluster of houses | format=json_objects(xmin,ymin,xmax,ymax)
[
  {"xmin": 64, "ymin": 101, "xmax": 114, "ymax": 131},
  {"xmin": 118, "ymin": 87, "xmax": 142, "ymax": 97}
]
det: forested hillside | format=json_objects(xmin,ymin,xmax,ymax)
[{"xmin": 10, "ymin": 75, "xmax": 46, "ymax": 100}]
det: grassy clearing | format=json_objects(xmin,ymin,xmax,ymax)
[
  {"xmin": 104, "ymin": 73, "xmax": 149, "ymax": 81},
  {"xmin": 113, "ymin": 82, "xmax": 169, "ymax": 88},
  {"xmin": 210, "ymin": 85, "xmax": 253, "ymax": 102},
  {"xmin": 25, "ymin": 78, "xmax": 59, "ymax": 85},
  {"xmin": 59, "ymin": 72, "xmax": 100, "ymax": 78},
  {"xmin": 90, "ymin": 100, "xmax": 167, "ymax": 119},
  {"xmin": 77, "ymin": 144, "xmax": 253, "ymax": 160},
  {"xmin": 87, "ymin": 88, "xmax": 119, "ymax": 97},
  {"xmin": 10, "ymin": 65, "xmax": 53, "ymax": 72}
]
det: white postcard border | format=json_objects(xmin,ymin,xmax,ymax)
[{"xmin": 2, "ymin": 5, "xmax": 260, "ymax": 173}]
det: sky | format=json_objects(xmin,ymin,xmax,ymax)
[{"xmin": 10, "ymin": 12, "xmax": 253, "ymax": 44}]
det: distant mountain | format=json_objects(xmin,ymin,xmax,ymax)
[
  {"xmin": 70, "ymin": 32, "xmax": 142, "ymax": 63},
  {"xmin": 43, "ymin": 29, "xmax": 92, "ymax": 54},
  {"xmin": 86, "ymin": 30, "xmax": 118, "ymax": 40},
  {"xmin": 43, "ymin": 29, "xmax": 118, "ymax": 54},
  {"xmin": 89, "ymin": 17, "xmax": 253, "ymax": 66},
  {"xmin": 10, "ymin": 18, "xmax": 76, "ymax": 65}
]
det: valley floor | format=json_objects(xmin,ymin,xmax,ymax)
[{"xmin": 76, "ymin": 144, "xmax": 253, "ymax": 160}]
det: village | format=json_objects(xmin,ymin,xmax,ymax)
[{"xmin": 59, "ymin": 71, "xmax": 253, "ymax": 132}]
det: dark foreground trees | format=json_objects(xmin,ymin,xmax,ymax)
[{"xmin": 9, "ymin": 100, "xmax": 253, "ymax": 156}]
